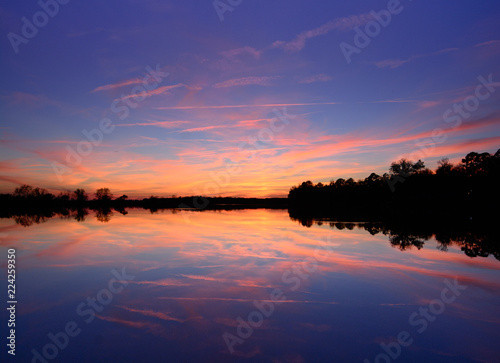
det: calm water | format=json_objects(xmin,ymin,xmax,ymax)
[{"xmin": 1, "ymin": 209, "xmax": 499, "ymax": 363}]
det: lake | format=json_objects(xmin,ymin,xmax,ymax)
[{"xmin": 1, "ymin": 208, "xmax": 499, "ymax": 363}]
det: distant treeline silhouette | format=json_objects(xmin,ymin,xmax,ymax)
[
  {"xmin": 288, "ymin": 149, "xmax": 500, "ymax": 220},
  {"xmin": 1, "ymin": 149, "xmax": 499, "ymax": 221},
  {"xmin": 0, "ymin": 184, "xmax": 287, "ymax": 220}
]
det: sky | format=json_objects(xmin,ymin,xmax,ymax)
[{"xmin": 1, "ymin": 0, "xmax": 500, "ymax": 198}]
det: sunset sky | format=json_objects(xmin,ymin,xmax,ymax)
[{"xmin": 1, "ymin": 0, "xmax": 500, "ymax": 198}]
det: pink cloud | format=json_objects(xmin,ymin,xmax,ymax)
[
  {"xmin": 272, "ymin": 13, "xmax": 372, "ymax": 52},
  {"xmin": 410, "ymin": 136, "xmax": 500, "ymax": 161},
  {"xmin": 96, "ymin": 315, "xmax": 165, "ymax": 333},
  {"xmin": 472, "ymin": 39, "xmax": 500, "ymax": 59},
  {"xmin": 91, "ymin": 78, "xmax": 142, "ymax": 92},
  {"xmin": 177, "ymin": 125, "xmax": 228, "ymax": 133},
  {"xmin": 373, "ymin": 47, "xmax": 460, "ymax": 69},
  {"xmin": 220, "ymin": 46, "xmax": 262, "ymax": 60},
  {"xmin": 156, "ymin": 102, "xmax": 339, "ymax": 110},
  {"xmin": 118, "ymin": 83, "xmax": 189, "ymax": 100},
  {"xmin": 416, "ymin": 100, "xmax": 442, "ymax": 110},
  {"xmin": 474, "ymin": 40, "xmax": 500, "ymax": 47},
  {"xmin": 115, "ymin": 120, "xmax": 190, "ymax": 128},
  {"xmin": 2, "ymin": 92, "xmax": 61, "ymax": 108},
  {"xmin": 236, "ymin": 118, "xmax": 268, "ymax": 126},
  {"xmin": 2, "ymin": 102, "xmax": 497, "ymax": 198},
  {"xmin": 117, "ymin": 306, "xmax": 184, "ymax": 322},
  {"xmin": 91, "ymin": 65, "xmax": 178, "ymax": 94},
  {"xmin": 214, "ymin": 76, "xmax": 280, "ymax": 88},
  {"xmin": 174, "ymin": 117, "xmax": 271, "ymax": 134}
]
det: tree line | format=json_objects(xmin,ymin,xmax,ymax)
[
  {"xmin": 288, "ymin": 149, "xmax": 500, "ymax": 220},
  {"xmin": 1, "ymin": 149, "xmax": 498, "ymax": 221},
  {"xmin": 0, "ymin": 185, "xmax": 287, "ymax": 220},
  {"xmin": 0, "ymin": 186, "xmax": 119, "ymax": 206}
]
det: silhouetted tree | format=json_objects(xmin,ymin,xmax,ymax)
[
  {"xmin": 365, "ymin": 173, "xmax": 382, "ymax": 184},
  {"xmin": 58, "ymin": 192, "xmax": 71, "ymax": 202},
  {"xmin": 14, "ymin": 214, "xmax": 50, "ymax": 227},
  {"xmin": 389, "ymin": 158, "xmax": 425, "ymax": 176},
  {"xmin": 335, "ymin": 178, "xmax": 345, "ymax": 187},
  {"xmin": 288, "ymin": 149, "xmax": 499, "ymax": 221},
  {"xmin": 13, "ymin": 185, "xmax": 34, "ymax": 198},
  {"xmin": 74, "ymin": 188, "xmax": 88, "ymax": 203},
  {"xmin": 345, "ymin": 178, "xmax": 355, "ymax": 186},
  {"xmin": 95, "ymin": 207, "xmax": 113, "ymax": 222},
  {"xmin": 94, "ymin": 188, "xmax": 113, "ymax": 202},
  {"xmin": 74, "ymin": 208, "xmax": 88, "ymax": 222},
  {"xmin": 436, "ymin": 158, "xmax": 453, "ymax": 175},
  {"xmin": 462, "ymin": 151, "xmax": 491, "ymax": 175},
  {"xmin": 389, "ymin": 233, "xmax": 425, "ymax": 250}
]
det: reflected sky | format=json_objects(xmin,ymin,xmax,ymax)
[{"xmin": 1, "ymin": 209, "xmax": 499, "ymax": 362}]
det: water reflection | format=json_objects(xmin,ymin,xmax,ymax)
[
  {"xmin": 0, "ymin": 209, "xmax": 499, "ymax": 362},
  {"xmin": 289, "ymin": 216, "xmax": 500, "ymax": 261},
  {"xmin": 7, "ymin": 208, "xmax": 499, "ymax": 260}
]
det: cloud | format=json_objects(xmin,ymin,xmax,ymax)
[
  {"xmin": 474, "ymin": 40, "xmax": 500, "ymax": 47},
  {"xmin": 214, "ymin": 76, "xmax": 280, "ymax": 88},
  {"xmin": 372, "ymin": 47, "xmax": 460, "ymax": 69},
  {"xmin": 213, "ymin": 46, "xmax": 263, "ymax": 72},
  {"xmin": 115, "ymin": 120, "xmax": 190, "ymax": 128},
  {"xmin": 410, "ymin": 135, "xmax": 500, "ymax": 161},
  {"xmin": 91, "ymin": 67, "xmax": 179, "ymax": 94},
  {"xmin": 471, "ymin": 39, "xmax": 500, "ymax": 59},
  {"xmin": 272, "ymin": 14, "xmax": 372, "ymax": 52},
  {"xmin": 96, "ymin": 315, "xmax": 165, "ymax": 333},
  {"xmin": 174, "ymin": 118, "xmax": 268, "ymax": 134},
  {"xmin": 299, "ymin": 74, "xmax": 333, "ymax": 84},
  {"xmin": 91, "ymin": 78, "xmax": 143, "ymax": 92},
  {"xmin": 117, "ymin": 306, "xmax": 184, "ymax": 322},
  {"xmin": 176, "ymin": 125, "xmax": 228, "ymax": 133},
  {"xmin": 2, "ymin": 92, "xmax": 61, "ymax": 108},
  {"xmin": 220, "ymin": 46, "xmax": 262, "ymax": 60},
  {"xmin": 416, "ymin": 100, "xmax": 442, "ymax": 110},
  {"xmin": 372, "ymin": 59, "xmax": 409, "ymax": 69},
  {"xmin": 156, "ymin": 102, "xmax": 339, "ymax": 110},
  {"xmin": 118, "ymin": 83, "xmax": 193, "ymax": 101},
  {"xmin": 157, "ymin": 296, "xmax": 339, "ymax": 304}
]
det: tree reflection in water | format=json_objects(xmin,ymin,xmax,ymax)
[
  {"xmin": 290, "ymin": 215, "xmax": 500, "ymax": 261},
  {"xmin": 4, "ymin": 208, "xmax": 499, "ymax": 261}
]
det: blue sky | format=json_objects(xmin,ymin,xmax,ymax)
[{"xmin": 1, "ymin": 0, "xmax": 499, "ymax": 197}]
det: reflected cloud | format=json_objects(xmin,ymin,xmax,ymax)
[
  {"xmin": 96, "ymin": 314, "xmax": 166, "ymax": 334},
  {"xmin": 117, "ymin": 306, "xmax": 184, "ymax": 323},
  {"xmin": 2, "ymin": 208, "xmax": 500, "ymax": 362}
]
